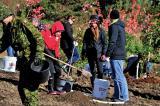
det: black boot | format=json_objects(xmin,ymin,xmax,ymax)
[{"xmin": 48, "ymin": 78, "xmax": 54, "ymax": 93}]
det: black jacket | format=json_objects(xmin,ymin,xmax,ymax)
[
  {"xmin": 82, "ymin": 27, "xmax": 107, "ymax": 58},
  {"xmin": 106, "ymin": 19, "xmax": 126, "ymax": 60},
  {"xmin": 60, "ymin": 21, "xmax": 74, "ymax": 50}
]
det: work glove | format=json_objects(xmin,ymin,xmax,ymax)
[
  {"xmin": 73, "ymin": 41, "xmax": 78, "ymax": 47},
  {"xmin": 34, "ymin": 57, "xmax": 42, "ymax": 66},
  {"xmin": 62, "ymin": 64, "xmax": 67, "ymax": 69},
  {"xmin": 105, "ymin": 57, "xmax": 110, "ymax": 62}
]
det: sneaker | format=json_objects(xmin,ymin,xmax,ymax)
[
  {"xmin": 48, "ymin": 91, "xmax": 59, "ymax": 95},
  {"xmin": 111, "ymin": 99, "xmax": 129, "ymax": 104},
  {"xmin": 56, "ymin": 91, "xmax": 66, "ymax": 95}
]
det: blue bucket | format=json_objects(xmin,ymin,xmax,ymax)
[{"xmin": 92, "ymin": 78, "xmax": 110, "ymax": 99}]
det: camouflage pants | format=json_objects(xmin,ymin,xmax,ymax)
[
  {"xmin": 18, "ymin": 71, "xmax": 39, "ymax": 106},
  {"xmin": 23, "ymin": 88, "xmax": 38, "ymax": 106},
  {"xmin": 18, "ymin": 60, "xmax": 39, "ymax": 106}
]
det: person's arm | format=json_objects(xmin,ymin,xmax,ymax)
[
  {"xmin": 101, "ymin": 29, "xmax": 108, "ymax": 55},
  {"xmin": 44, "ymin": 47, "xmax": 55, "ymax": 57},
  {"xmin": 0, "ymin": 23, "xmax": 11, "ymax": 53},
  {"xmin": 0, "ymin": 37, "xmax": 9, "ymax": 53},
  {"xmin": 64, "ymin": 22, "xmax": 74, "ymax": 42},
  {"xmin": 106, "ymin": 25, "xmax": 118, "ymax": 57},
  {"xmin": 21, "ymin": 18, "xmax": 45, "ymax": 60},
  {"xmin": 81, "ymin": 29, "xmax": 88, "ymax": 59},
  {"xmin": 100, "ymin": 29, "xmax": 108, "ymax": 60},
  {"xmin": 40, "ymin": 29, "xmax": 54, "ymax": 51},
  {"xmin": 54, "ymin": 39, "xmax": 61, "ymax": 58}
]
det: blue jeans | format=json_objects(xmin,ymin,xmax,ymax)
[
  {"xmin": 7, "ymin": 46, "xmax": 15, "ymax": 57},
  {"xmin": 110, "ymin": 60, "xmax": 129, "ymax": 101}
]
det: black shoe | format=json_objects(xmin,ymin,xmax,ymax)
[
  {"xmin": 111, "ymin": 98, "xmax": 129, "ymax": 104},
  {"xmin": 48, "ymin": 86, "xmax": 54, "ymax": 93}
]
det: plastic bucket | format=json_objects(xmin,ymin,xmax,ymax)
[
  {"xmin": 30, "ymin": 60, "xmax": 50, "ymax": 84},
  {"xmin": 0, "ymin": 57, "xmax": 4, "ymax": 69},
  {"xmin": 56, "ymin": 78, "xmax": 74, "ymax": 92},
  {"xmin": 103, "ymin": 61, "xmax": 112, "ymax": 77},
  {"xmin": 146, "ymin": 61, "xmax": 153, "ymax": 73},
  {"xmin": 84, "ymin": 64, "xmax": 91, "ymax": 72},
  {"xmin": 3, "ymin": 56, "xmax": 17, "ymax": 72},
  {"xmin": 92, "ymin": 78, "xmax": 110, "ymax": 99}
]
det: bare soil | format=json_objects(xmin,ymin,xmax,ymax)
[{"xmin": 0, "ymin": 52, "xmax": 160, "ymax": 106}]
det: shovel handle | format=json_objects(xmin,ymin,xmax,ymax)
[
  {"xmin": 43, "ymin": 53, "xmax": 92, "ymax": 77},
  {"xmin": 44, "ymin": 53, "xmax": 79, "ymax": 71}
]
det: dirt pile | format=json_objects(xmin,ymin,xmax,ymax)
[
  {"xmin": 127, "ymin": 76, "xmax": 160, "ymax": 86},
  {"xmin": 56, "ymin": 91, "xmax": 95, "ymax": 106},
  {"xmin": 127, "ymin": 76, "xmax": 160, "ymax": 100},
  {"xmin": 0, "ymin": 81, "xmax": 22, "ymax": 105},
  {"xmin": 74, "ymin": 75, "xmax": 91, "ymax": 87},
  {"xmin": 133, "ymin": 77, "xmax": 160, "ymax": 84}
]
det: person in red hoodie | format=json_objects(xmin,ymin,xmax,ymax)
[
  {"xmin": 45, "ymin": 21, "xmax": 64, "ymax": 95},
  {"xmin": 32, "ymin": 19, "xmax": 65, "ymax": 95}
]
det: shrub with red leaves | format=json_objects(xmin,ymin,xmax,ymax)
[
  {"xmin": 100, "ymin": 0, "xmax": 154, "ymax": 36},
  {"xmin": 82, "ymin": 3, "xmax": 92, "ymax": 12},
  {"xmin": 25, "ymin": 0, "xmax": 41, "ymax": 6},
  {"xmin": 31, "ymin": 6, "xmax": 45, "ymax": 19}
]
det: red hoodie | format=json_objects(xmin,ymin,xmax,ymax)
[{"xmin": 41, "ymin": 21, "xmax": 64, "ymax": 58}]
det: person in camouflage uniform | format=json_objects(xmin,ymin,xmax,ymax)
[{"xmin": 0, "ymin": 3, "xmax": 45, "ymax": 106}]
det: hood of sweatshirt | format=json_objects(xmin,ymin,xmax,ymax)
[
  {"xmin": 114, "ymin": 19, "xmax": 125, "ymax": 28},
  {"xmin": 51, "ymin": 21, "xmax": 64, "ymax": 34}
]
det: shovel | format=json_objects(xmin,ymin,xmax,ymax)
[
  {"xmin": 43, "ymin": 53, "xmax": 92, "ymax": 77},
  {"xmin": 68, "ymin": 45, "xmax": 75, "ymax": 76}
]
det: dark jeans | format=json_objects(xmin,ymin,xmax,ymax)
[
  {"xmin": 48, "ymin": 59, "xmax": 61, "ymax": 92},
  {"xmin": 18, "ymin": 58, "xmax": 39, "ymax": 105},
  {"xmin": 45, "ymin": 48, "xmax": 61, "ymax": 92},
  {"xmin": 87, "ymin": 56, "xmax": 103, "ymax": 87}
]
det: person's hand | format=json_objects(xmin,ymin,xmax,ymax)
[
  {"xmin": 34, "ymin": 57, "xmax": 42, "ymax": 66},
  {"xmin": 73, "ymin": 41, "xmax": 78, "ymax": 46},
  {"xmin": 105, "ymin": 57, "xmax": 110, "ymax": 62}
]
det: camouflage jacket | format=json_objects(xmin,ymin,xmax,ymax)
[{"xmin": 0, "ymin": 17, "xmax": 45, "ymax": 61}]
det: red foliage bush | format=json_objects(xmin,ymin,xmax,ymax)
[
  {"xmin": 25, "ymin": 0, "xmax": 41, "ymax": 6},
  {"xmin": 31, "ymin": 6, "xmax": 45, "ymax": 19},
  {"xmin": 97, "ymin": 0, "xmax": 154, "ymax": 36}
]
